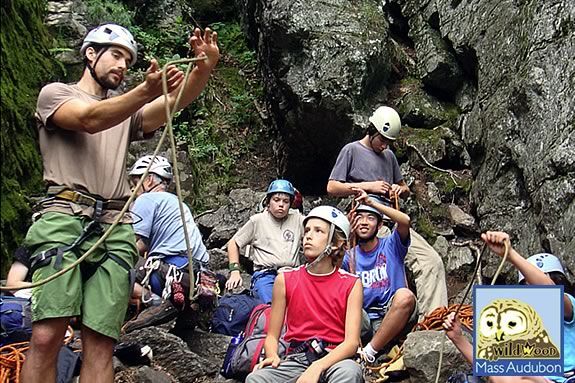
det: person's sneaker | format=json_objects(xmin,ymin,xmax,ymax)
[{"xmin": 122, "ymin": 300, "xmax": 178, "ymax": 334}]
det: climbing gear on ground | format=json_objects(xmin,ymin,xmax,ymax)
[
  {"xmin": 122, "ymin": 299, "xmax": 179, "ymax": 334},
  {"xmin": 368, "ymin": 106, "xmax": 401, "ymax": 141},
  {"xmin": 81, "ymin": 24, "xmax": 138, "ymax": 66},
  {"xmin": 129, "ymin": 155, "xmax": 173, "ymax": 181},
  {"xmin": 517, "ymin": 253, "xmax": 565, "ymax": 283},
  {"xmin": 0, "ymin": 326, "xmax": 76, "ymax": 382},
  {"xmin": 266, "ymin": 179, "xmax": 295, "ymax": 198}
]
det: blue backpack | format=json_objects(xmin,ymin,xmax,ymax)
[
  {"xmin": 211, "ymin": 291, "xmax": 260, "ymax": 336},
  {"xmin": 0, "ymin": 295, "xmax": 32, "ymax": 346}
]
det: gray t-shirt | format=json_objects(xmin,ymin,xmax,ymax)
[
  {"xmin": 233, "ymin": 210, "xmax": 304, "ymax": 269},
  {"xmin": 329, "ymin": 141, "xmax": 403, "ymax": 185},
  {"xmin": 35, "ymin": 82, "xmax": 146, "ymax": 200},
  {"xmin": 132, "ymin": 192, "xmax": 209, "ymax": 263}
]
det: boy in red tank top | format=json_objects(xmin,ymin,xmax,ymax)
[{"xmin": 246, "ymin": 206, "xmax": 364, "ymax": 383}]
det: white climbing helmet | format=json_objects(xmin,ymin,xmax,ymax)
[
  {"xmin": 81, "ymin": 24, "xmax": 138, "ymax": 67},
  {"xmin": 129, "ymin": 155, "xmax": 173, "ymax": 181},
  {"xmin": 517, "ymin": 253, "xmax": 565, "ymax": 283},
  {"xmin": 303, "ymin": 206, "xmax": 350, "ymax": 241},
  {"xmin": 368, "ymin": 106, "xmax": 402, "ymax": 141}
]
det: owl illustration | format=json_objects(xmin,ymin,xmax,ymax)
[{"xmin": 476, "ymin": 298, "xmax": 560, "ymax": 361}]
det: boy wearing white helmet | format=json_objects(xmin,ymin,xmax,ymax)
[
  {"xmin": 121, "ymin": 155, "xmax": 210, "ymax": 333},
  {"xmin": 22, "ymin": 23, "xmax": 219, "ymax": 382},
  {"xmin": 343, "ymin": 189, "xmax": 417, "ymax": 362},
  {"xmin": 225, "ymin": 180, "xmax": 304, "ymax": 303},
  {"xmin": 246, "ymin": 206, "xmax": 364, "ymax": 383},
  {"xmin": 443, "ymin": 231, "xmax": 574, "ymax": 383},
  {"xmin": 327, "ymin": 105, "xmax": 448, "ymax": 320}
]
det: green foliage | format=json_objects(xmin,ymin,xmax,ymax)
[
  {"xmin": 84, "ymin": 0, "xmax": 135, "ymax": 27},
  {"xmin": 211, "ymin": 22, "xmax": 257, "ymax": 67},
  {"xmin": 131, "ymin": 23, "xmax": 190, "ymax": 66},
  {"xmin": 1, "ymin": 0, "xmax": 61, "ymax": 276},
  {"xmin": 172, "ymin": 21, "xmax": 264, "ymax": 211}
]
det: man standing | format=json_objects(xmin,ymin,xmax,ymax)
[
  {"xmin": 225, "ymin": 180, "xmax": 304, "ymax": 303},
  {"xmin": 342, "ymin": 191, "xmax": 417, "ymax": 361},
  {"xmin": 21, "ymin": 24, "xmax": 219, "ymax": 382},
  {"xmin": 327, "ymin": 106, "xmax": 448, "ymax": 320}
]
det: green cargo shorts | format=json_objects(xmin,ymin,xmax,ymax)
[{"xmin": 24, "ymin": 212, "xmax": 137, "ymax": 339}]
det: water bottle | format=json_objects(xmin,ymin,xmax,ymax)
[{"xmin": 221, "ymin": 332, "xmax": 244, "ymax": 378}]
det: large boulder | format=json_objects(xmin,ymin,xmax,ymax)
[
  {"xmin": 197, "ymin": 188, "xmax": 265, "ymax": 249},
  {"xmin": 403, "ymin": 330, "xmax": 472, "ymax": 383},
  {"xmin": 120, "ymin": 327, "xmax": 220, "ymax": 382}
]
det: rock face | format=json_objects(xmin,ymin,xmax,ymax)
[
  {"xmin": 240, "ymin": 0, "xmax": 574, "ymax": 277},
  {"xmin": 397, "ymin": 0, "xmax": 575, "ymax": 274},
  {"xmin": 197, "ymin": 188, "xmax": 265, "ymax": 249}
]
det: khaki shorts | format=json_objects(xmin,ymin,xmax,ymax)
[{"xmin": 25, "ymin": 212, "xmax": 137, "ymax": 339}]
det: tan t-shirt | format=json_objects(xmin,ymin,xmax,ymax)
[
  {"xmin": 35, "ymin": 82, "xmax": 146, "ymax": 200},
  {"xmin": 233, "ymin": 210, "xmax": 305, "ymax": 269}
]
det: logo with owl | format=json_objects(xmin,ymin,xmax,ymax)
[{"xmin": 476, "ymin": 298, "xmax": 560, "ymax": 361}]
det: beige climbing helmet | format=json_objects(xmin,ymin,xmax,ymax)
[{"xmin": 368, "ymin": 106, "xmax": 402, "ymax": 141}]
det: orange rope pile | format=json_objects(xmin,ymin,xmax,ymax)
[
  {"xmin": 413, "ymin": 304, "xmax": 473, "ymax": 332},
  {"xmin": 0, "ymin": 342, "xmax": 28, "ymax": 383},
  {"xmin": 0, "ymin": 326, "xmax": 75, "ymax": 383}
]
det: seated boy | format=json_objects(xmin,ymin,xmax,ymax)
[
  {"xmin": 342, "ymin": 190, "xmax": 417, "ymax": 362},
  {"xmin": 225, "ymin": 180, "xmax": 304, "ymax": 303}
]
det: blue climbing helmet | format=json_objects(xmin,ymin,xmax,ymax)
[
  {"xmin": 517, "ymin": 253, "xmax": 565, "ymax": 283},
  {"xmin": 266, "ymin": 180, "xmax": 295, "ymax": 199}
]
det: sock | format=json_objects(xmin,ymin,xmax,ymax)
[{"xmin": 363, "ymin": 343, "xmax": 377, "ymax": 359}]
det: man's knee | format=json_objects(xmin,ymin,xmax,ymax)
[
  {"xmin": 391, "ymin": 288, "xmax": 416, "ymax": 312},
  {"xmin": 30, "ymin": 319, "xmax": 68, "ymax": 355}
]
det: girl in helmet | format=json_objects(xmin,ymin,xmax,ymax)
[
  {"xmin": 443, "ymin": 231, "xmax": 574, "ymax": 383},
  {"xmin": 246, "ymin": 206, "xmax": 364, "ymax": 383}
]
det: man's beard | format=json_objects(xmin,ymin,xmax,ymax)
[{"xmin": 97, "ymin": 72, "xmax": 122, "ymax": 90}]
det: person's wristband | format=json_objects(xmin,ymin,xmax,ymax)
[{"xmin": 229, "ymin": 262, "xmax": 242, "ymax": 272}]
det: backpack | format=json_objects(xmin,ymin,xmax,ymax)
[
  {"xmin": 220, "ymin": 303, "xmax": 288, "ymax": 379},
  {"xmin": 210, "ymin": 291, "xmax": 260, "ymax": 336},
  {"xmin": 0, "ymin": 296, "xmax": 32, "ymax": 346}
]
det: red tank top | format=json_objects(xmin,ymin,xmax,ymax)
[{"xmin": 283, "ymin": 265, "xmax": 358, "ymax": 345}]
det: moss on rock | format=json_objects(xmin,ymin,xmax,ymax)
[{"xmin": 1, "ymin": 0, "xmax": 61, "ymax": 276}]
